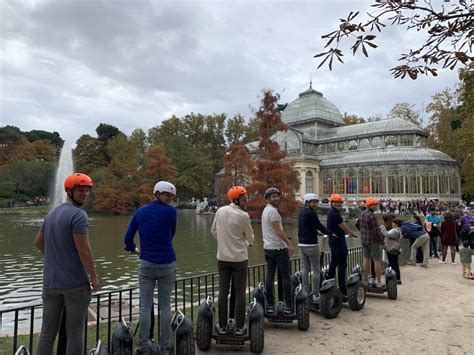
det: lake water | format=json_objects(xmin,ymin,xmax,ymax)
[{"xmin": 0, "ymin": 210, "xmax": 359, "ymax": 310}]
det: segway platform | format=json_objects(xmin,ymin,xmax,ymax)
[
  {"xmin": 363, "ymin": 266, "xmax": 398, "ymax": 300},
  {"xmin": 265, "ymin": 302, "xmax": 294, "ymax": 323}
]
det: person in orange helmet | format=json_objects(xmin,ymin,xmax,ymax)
[
  {"xmin": 211, "ymin": 186, "xmax": 254, "ymax": 335},
  {"xmin": 326, "ymin": 194, "xmax": 354, "ymax": 300},
  {"xmin": 359, "ymin": 197, "xmax": 385, "ymax": 287},
  {"xmin": 35, "ymin": 173, "xmax": 99, "ymax": 355}
]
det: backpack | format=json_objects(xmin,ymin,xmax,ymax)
[
  {"xmin": 402, "ymin": 222, "xmax": 423, "ymax": 237},
  {"xmin": 111, "ymin": 318, "xmax": 133, "ymax": 355},
  {"xmin": 462, "ymin": 215, "xmax": 473, "ymax": 232}
]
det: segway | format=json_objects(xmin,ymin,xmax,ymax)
[
  {"xmin": 196, "ymin": 296, "xmax": 264, "ymax": 353},
  {"xmin": 251, "ymin": 278, "xmax": 309, "ymax": 331},
  {"xmin": 292, "ymin": 267, "xmax": 343, "ymax": 319},
  {"xmin": 171, "ymin": 310, "xmax": 195, "ymax": 355},
  {"xmin": 364, "ymin": 266, "xmax": 398, "ymax": 300},
  {"xmin": 345, "ymin": 265, "xmax": 367, "ymax": 310},
  {"xmin": 132, "ymin": 310, "xmax": 195, "ymax": 355}
]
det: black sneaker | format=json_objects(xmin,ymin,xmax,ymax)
[
  {"xmin": 283, "ymin": 305, "xmax": 293, "ymax": 314},
  {"xmin": 267, "ymin": 305, "xmax": 275, "ymax": 314},
  {"xmin": 216, "ymin": 324, "xmax": 226, "ymax": 335},
  {"xmin": 342, "ymin": 294, "xmax": 348, "ymax": 303}
]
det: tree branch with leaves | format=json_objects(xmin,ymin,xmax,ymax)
[{"xmin": 314, "ymin": 0, "xmax": 473, "ymax": 79}]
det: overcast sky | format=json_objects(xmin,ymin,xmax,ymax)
[{"xmin": 1, "ymin": 0, "xmax": 461, "ymax": 144}]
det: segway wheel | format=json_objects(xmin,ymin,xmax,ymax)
[
  {"xmin": 196, "ymin": 313, "xmax": 212, "ymax": 351},
  {"xmin": 296, "ymin": 299, "xmax": 309, "ymax": 331},
  {"xmin": 386, "ymin": 278, "xmax": 398, "ymax": 300},
  {"xmin": 249, "ymin": 317, "xmax": 264, "ymax": 353},
  {"xmin": 320, "ymin": 288, "xmax": 343, "ymax": 319},
  {"xmin": 176, "ymin": 332, "xmax": 195, "ymax": 355},
  {"xmin": 347, "ymin": 281, "xmax": 366, "ymax": 311}
]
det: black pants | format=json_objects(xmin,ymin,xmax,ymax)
[
  {"xmin": 217, "ymin": 260, "xmax": 248, "ymax": 328},
  {"xmin": 327, "ymin": 246, "xmax": 348, "ymax": 295},
  {"xmin": 264, "ymin": 249, "xmax": 292, "ymax": 307},
  {"xmin": 387, "ymin": 252, "xmax": 401, "ymax": 281}
]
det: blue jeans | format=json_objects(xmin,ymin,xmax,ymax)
[
  {"xmin": 139, "ymin": 260, "xmax": 176, "ymax": 351},
  {"xmin": 37, "ymin": 284, "xmax": 91, "ymax": 355}
]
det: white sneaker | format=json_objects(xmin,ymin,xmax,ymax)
[
  {"xmin": 438, "ymin": 260, "xmax": 445, "ymax": 264},
  {"xmin": 451, "ymin": 262, "xmax": 457, "ymax": 265}
]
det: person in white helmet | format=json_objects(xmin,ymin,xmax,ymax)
[
  {"xmin": 298, "ymin": 193, "xmax": 334, "ymax": 302},
  {"xmin": 123, "ymin": 181, "xmax": 177, "ymax": 354}
]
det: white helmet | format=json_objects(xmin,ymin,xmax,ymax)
[
  {"xmin": 153, "ymin": 181, "xmax": 176, "ymax": 195},
  {"xmin": 303, "ymin": 193, "xmax": 319, "ymax": 203}
]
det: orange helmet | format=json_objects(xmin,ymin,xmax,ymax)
[
  {"xmin": 366, "ymin": 197, "xmax": 380, "ymax": 207},
  {"xmin": 329, "ymin": 194, "xmax": 343, "ymax": 203},
  {"xmin": 64, "ymin": 173, "xmax": 93, "ymax": 191},
  {"xmin": 228, "ymin": 186, "xmax": 247, "ymax": 202}
]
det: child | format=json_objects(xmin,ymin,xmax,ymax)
[{"xmin": 459, "ymin": 240, "xmax": 474, "ymax": 279}]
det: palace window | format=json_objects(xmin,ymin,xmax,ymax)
[
  {"xmin": 305, "ymin": 171, "xmax": 314, "ymax": 193},
  {"xmin": 358, "ymin": 168, "xmax": 370, "ymax": 194},
  {"xmin": 346, "ymin": 169, "xmax": 357, "ymax": 194},
  {"xmin": 348, "ymin": 140, "xmax": 358, "ymax": 151},
  {"xmin": 372, "ymin": 137, "xmax": 383, "ymax": 148},
  {"xmin": 334, "ymin": 170, "xmax": 345, "ymax": 194},
  {"xmin": 372, "ymin": 170, "xmax": 385, "ymax": 194}
]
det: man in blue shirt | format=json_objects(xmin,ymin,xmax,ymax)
[
  {"xmin": 326, "ymin": 194, "xmax": 354, "ymax": 300},
  {"xmin": 124, "ymin": 181, "xmax": 177, "ymax": 354},
  {"xmin": 298, "ymin": 193, "xmax": 333, "ymax": 302}
]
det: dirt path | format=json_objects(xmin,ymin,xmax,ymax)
[{"xmin": 197, "ymin": 254, "xmax": 474, "ymax": 354}]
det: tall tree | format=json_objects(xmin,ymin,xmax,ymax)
[
  {"xmin": 73, "ymin": 134, "xmax": 107, "ymax": 174},
  {"xmin": 96, "ymin": 123, "xmax": 123, "ymax": 163},
  {"xmin": 425, "ymin": 88, "xmax": 461, "ymax": 162},
  {"xmin": 314, "ymin": 1, "xmax": 473, "ymax": 79},
  {"xmin": 93, "ymin": 134, "xmax": 141, "ymax": 213},
  {"xmin": 246, "ymin": 90, "xmax": 299, "ymax": 218},
  {"xmin": 457, "ymin": 65, "xmax": 474, "ymax": 198},
  {"xmin": 221, "ymin": 142, "xmax": 253, "ymax": 198},
  {"xmin": 162, "ymin": 136, "xmax": 214, "ymax": 199},
  {"xmin": 387, "ymin": 102, "xmax": 423, "ymax": 127},
  {"xmin": 138, "ymin": 145, "xmax": 177, "ymax": 204}
]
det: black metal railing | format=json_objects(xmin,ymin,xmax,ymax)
[{"xmin": 0, "ymin": 247, "xmax": 364, "ymax": 354}]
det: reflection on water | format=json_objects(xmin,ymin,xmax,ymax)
[{"xmin": 0, "ymin": 210, "xmax": 359, "ymax": 309}]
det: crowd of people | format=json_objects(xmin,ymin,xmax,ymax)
[{"xmin": 32, "ymin": 172, "xmax": 474, "ymax": 354}]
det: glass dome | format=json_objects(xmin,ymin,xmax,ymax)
[{"xmin": 281, "ymin": 86, "xmax": 344, "ymax": 126}]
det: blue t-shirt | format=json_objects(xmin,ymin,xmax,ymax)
[
  {"xmin": 124, "ymin": 200, "xmax": 177, "ymax": 265},
  {"xmin": 40, "ymin": 203, "xmax": 90, "ymax": 288},
  {"xmin": 426, "ymin": 214, "xmax": 441, "ymax": 225},
  {"xmin": 327, "ymin": 208, "xmax": 347, "ymax": 249}
]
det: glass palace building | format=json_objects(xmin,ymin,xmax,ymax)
[{"xmin": 247, "ymin": 85, "xmax": 461, "ymax": 202}]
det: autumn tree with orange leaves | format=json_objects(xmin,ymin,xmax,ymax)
[
  {"xmin": 138, "ymin": 145, "xmax": 177, "ymax": 205},
  {"xmin": 221, "ymin": 141, "xmax": 253, "ymax": 202},
  {"xmin": 246, "ymin": 90, "xmax": 300, "ymax": 218}
]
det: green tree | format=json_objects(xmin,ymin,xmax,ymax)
[
  {"xmin": 96, "ymin": 123, "xmax": 123, "ymax": 163},
  {"xmin": 387, "ymin": 102, "xmax": 423, "ymax": 127},
  {"xmin": 314, "ymin": 1, "xmax": 473, "ymax": 79},
  {"xmin": 162, "ymin": 136, "xmax": 213, "ymax": 199},
  {"xmin": 246, "ymin": 90, "xmax": 300, "ymax": 218},
  {"xmin": 0, "ymin": 160, "xmax": 54, "ymax": 199},
  {"xmin": 425, "ymin": 88, "xmax": 461, "ymax": 162},
  {"xmin": 73, "ymin": 134, "xmax": 107, "ymax": 174},
  {"xmin": 457, "ymin": 65, "xmax": 474, "ymax": 198}
]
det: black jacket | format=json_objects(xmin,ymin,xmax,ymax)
[{"xmin": 298, "ymin": 207, "xmax": 332, "ymax": 244}]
